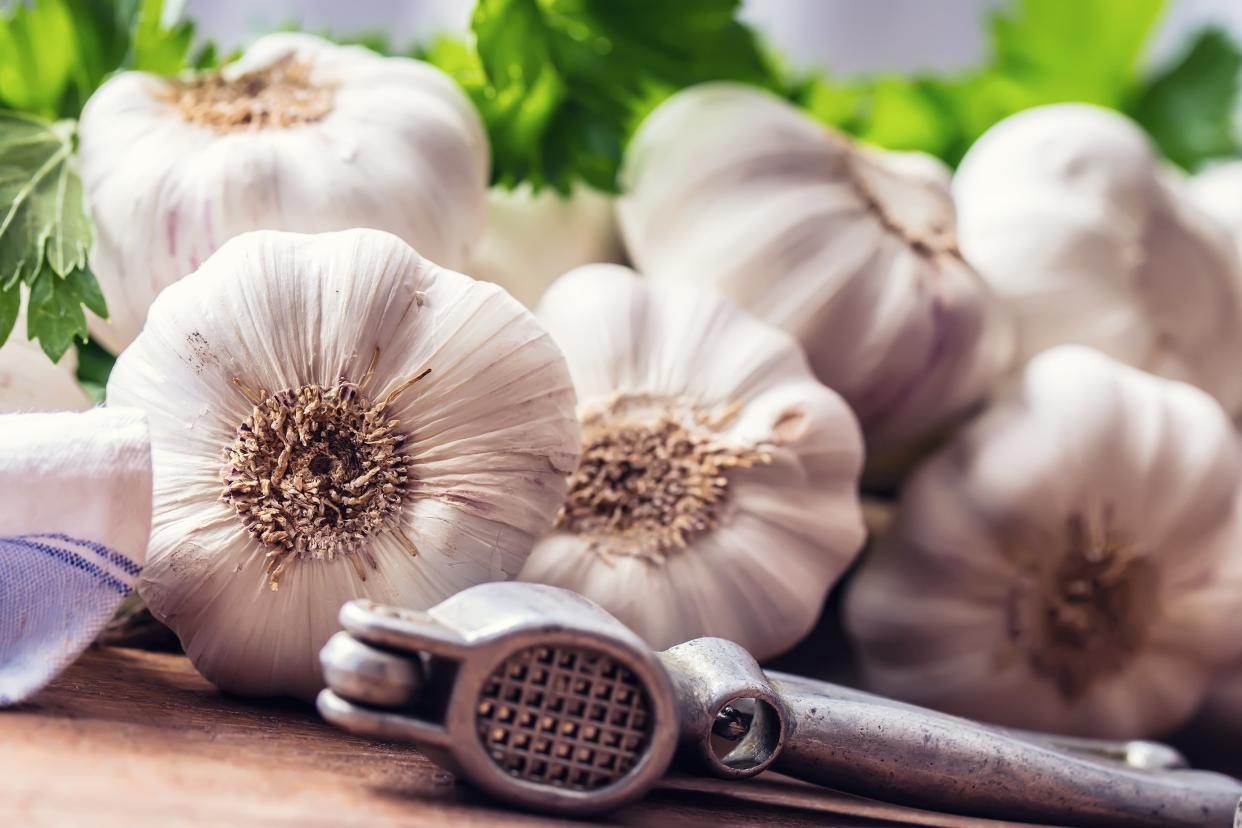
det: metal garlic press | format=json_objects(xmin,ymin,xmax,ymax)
[{"xmin": 317, "ymin": 583, "xmax": 1242, "ymax": 826}]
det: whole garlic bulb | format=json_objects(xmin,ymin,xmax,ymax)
[
  {"xmin": 618, "ymin": 83, "xmax": 1014, "ymax": 460},
  {"xmin": 0, "ymin": 310, "xmax": 90, "ymax": 413},
  {"xmin": 954, "ymin": 103, "xmax": 1242, "ymax": 415},
  {"xmin": 845, "ymin": 346, "xmax": 1242, "ymax": 738},
  {"xmin": 1188, "ymin": 160, "xmax": 1242, "ymax": 262},
  {"xmin": 79, "ymin": 32, "xmax": 488, "ymax": 353},
  {"xmin": 107, "ymin": 228, "xmax": 580, "ymax": 700},
  {"xmin": 468, "ymin": 183, "xmax": 624, "ymax": 308},
  {"xmin": 519, "ymin": 264, "xmax": 866, "ymax": 659}
]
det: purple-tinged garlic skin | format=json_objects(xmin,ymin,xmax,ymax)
[
  {"xmin": 79, "ymin": 32, "xmax": 488, "ymax": 353},
  {"xmin": 618, "ymin": 83, "xmax": 1014, "ymax": 470},
  {"xmin": 955, "ymin": 103, "xmax": 1242, "ymax": 417},
  {"xmin": 846, "ymin": 346, "xmax": 1242, "ymax": 738},
  {"xmin": 520, "ymin": 264, "xmax": 866, "ymax": 660},
  {"xmin": 107, "ymin": 228, "xmax": 580, "ymax": 701}
]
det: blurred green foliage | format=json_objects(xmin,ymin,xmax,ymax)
[{"xmin": 798, "ymin": 0, "xmax": 1242, "ymax": 170}]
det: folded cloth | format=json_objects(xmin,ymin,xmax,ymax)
[{"xmin": 0, "ymin": 408, "xmax": 151, "ymax": 705}]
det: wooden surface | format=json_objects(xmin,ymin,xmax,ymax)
[{"xmin": 0, "ymin": 647, "xmax": 1076, "ymax": 828}]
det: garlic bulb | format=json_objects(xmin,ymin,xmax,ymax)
[
  {"xmin": 1188, "ymin": 160, "xmax": 1242, "ymax": 262},
  {"xmin": 518, "ymin": 263, "xmax": 866, "ymax": 659},
  {"xmin": 468, "ymin": 183, "xmax": 624, "ymax": 308},
  {"xmin": 79, "ymin": 32, "xmax": 488, "ymax": 353},
  {"xmin": 0, "ymin": 334, "xmax": 89, "ymax": 413},
  {"xmin": 618, "ymin": 83, "xmax": 1014, "ymax": 460},
  {"xmin": 954, "ymin": 103, "xmax": 1242, "ymax": 415},
  {"xmin": 845, "ymin": 346, "xmax": 1242, "ymax": 738},
  {"xmin": 106, "ymin": 228, "xmax": 580, "ymax": 700},
  {"xmin": 0, "ymin": 408, "xmax": 150, "ymax": 703}
]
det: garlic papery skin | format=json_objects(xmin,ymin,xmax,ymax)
[
  {"xmin": 79, "ymin": 32, "xmax": 488, "ymax": 353},
  {"xmin": 617, "ymin": 83, "xmax": 1015, "ymax": 462},
  {"xmin": 844, "ymin": 346, "xmax": 1242, "ymax": 738},
  {"xmin": 1188, "ymin": 160, "xmax": 1242, "ymax": 263},
  {"xmin": 0, "ymin": 322, "xmax": 89, "ymax": 413},
  {"xmin": 468, "ymin": 183, "xmax": 624, "ymax": 308},
  {"xmin": 518, "ymin": 263, "xmax": 866, "ymax": 660},
  {"xmin": 954, "ymin": 103, "xmax": 1242, "ymax": 416},
  {"xmin": 106, "ymin": 228, "xmax": 580, "ymax": 701}
]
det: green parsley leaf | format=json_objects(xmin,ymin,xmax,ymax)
[
  {"xmin": 27, "ymin": 260, "xmax": 106, "ymax": 362},
  {"xmin": 0, "ymin": 276, "xmax": 17, "ymax": 345},
  {"xmin": 0, "ymin": 114, "xmax": 89, "ymax": 288},
  {"xmin": 431, "ymin": 0, "xmax": 782, "ymax": 192},
  {"xmin": 1131, "ymin": 27, "xmax": 1242, "ymax": 171},
  {"xmin": 0, "ymin": 111, "xmax": 104, "ymax": 361}
]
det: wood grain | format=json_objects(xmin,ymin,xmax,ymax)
[{"xmin": 0, "ymin": 647, "xmax": 1170, "ymax": 827}]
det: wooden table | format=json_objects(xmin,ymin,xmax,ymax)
[{"xmin": 0, "ymin": 647, "xmax": 1104, "ymax": 827}]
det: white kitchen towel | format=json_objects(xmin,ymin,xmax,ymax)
[{"xmin": 0, "ymin": 408, "xmax": 151, "ymax": 705}]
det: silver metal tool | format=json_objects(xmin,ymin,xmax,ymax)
[{"xmin": 318, "ymin": 583, "xmax": 1242, "ymax": 825}]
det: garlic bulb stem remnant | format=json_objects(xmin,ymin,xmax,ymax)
[
  {"xmin": 618, "ymin": 83, "xmax": 1014, "ymax": 464},
  {"xmin": 520, "ymin": 264, "xmax": 866, "ymax": 660},
  {"xmin": 107, "ymin": 228, "xmax": 580, "ymax": 700},
  {"xmin": 221, "ymin": 365, "xmax": 430, "ymax": 590},
  {"xmin": 954, "ymin": 103, "xmax": 1242, "ymax": 415},
  {"xmin": 79, "ymin": 32, "xmax": 489, "ymax": 352},
  {"xmin": 845, "ymin": 346, "xmax": 1242, "ymax": 738}
]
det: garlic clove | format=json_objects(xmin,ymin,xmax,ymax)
[
  {"xmin": 468, "ymin": 183, "xmax": 624, "ymax": 308},
  {"xmin": 1188, "ymin": 161, "xmax": 1242, "ymax": 264},
  {"xmin": 519, "ymin": 263, "xmax": 865, "ymax": 659},
  {"xmin": 845, "ymin": 345, "xmax": 1242, "ymax": 738},
  {"xmin": 954, "ymin": 103, "xmax": 1242, "ymax": 415},
  {"xmin": 107, "ymin": 228, "xmax": 579, "ymax": 700},
  {"xmin": 79, "ymin": 32, "xmax": 488, "ymax": 353},
  {"xmin": 618, "ymin": 83, "xmax": 1014, "ymax": 464}
]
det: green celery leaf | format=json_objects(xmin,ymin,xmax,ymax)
[
  {"xmin": 1131, "ymin": 27, "xmax": 1242, "ymax": 170},
  {"xmin": 433, "ymin": 0, "xmax": 782, "ymax": 192},
  {"xmin": 26, "ymin": 261, "xmax": 105, "ymax": 362}
]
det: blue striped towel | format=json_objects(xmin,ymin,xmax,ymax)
[{"xmin": 0, "ymin": 409, "xmax": 152, "ymax": 705}]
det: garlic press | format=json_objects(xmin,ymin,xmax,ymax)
[{"xmin": 317, "ymin": 582, "xmax": 1242, "ymax": 826}]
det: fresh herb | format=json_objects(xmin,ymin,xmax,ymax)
[
  {"xmin": 800, "ymin": 0, "xmax": 1177, "ymax": 166},
  {"xmin": 426, "ymin": 0, "xmax": 782, "ymax": 193},
  {"xmin": 0, "ymin": 113, "xmax": 97, "ymax": 361},
  {"xmin": 1132, "ymin": 28, "xmax": 1242, "ymax": 170},
  {"xmin": 0, "ymin": 0, "xmax": 214, "ymax": 359}
]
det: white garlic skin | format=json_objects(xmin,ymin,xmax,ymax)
[
  {"xmin": 845, "ymin": 346, "xmax": 1242, "ymax": 738},
  {"xmin": 1188, "ymin": 160, "xmax": 1242, "ymax": 264},
  {"xmin": 954, "ymin": 103, "xmax": 1242, "ymax": 415},
  {"xmin": 468, "ymin": 183, "xmax": 624, "ymax": 308},
  {"xmin": 107, "ymin": 228, "xmax": 580, "ymax": 701},
  {"xmin": 618, "ymin": 83, "xmax": 1014, "ymax": 459},
  {"xmin": 79, "ymin": 32, "xmax": 489, "ymax": 353},
  {"xmin": 519, "ymin": 264, "xmax": 866, "ymax": 660}
]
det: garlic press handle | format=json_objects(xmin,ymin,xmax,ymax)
[
  {"xmin": 338, "ymin": 598, "xmax": 471, "ymax": 659},
  {"xmin": 766, "ymin": 672, "xmax": 1242, "ymax": 828}
]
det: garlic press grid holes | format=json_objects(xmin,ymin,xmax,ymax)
[{"xmin": 475, "ymin": 645, "xmax": 653, "ymax": 791}]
